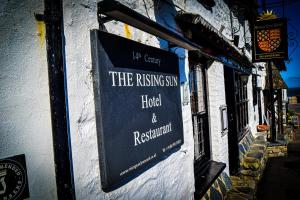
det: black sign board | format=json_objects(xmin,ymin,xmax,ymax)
[
  {"xmin": 91, "ymin": 30, "xmax": 184, "ymax": 191},
  {"xmin": 0, "ymin": 154, "xmax": 30, "ymax": 200},
  {"xmin": 253, "ymin": 18, "xmax": 288, "ymax": 62}
]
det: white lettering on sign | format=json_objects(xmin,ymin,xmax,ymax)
[
  {"xmin": 109, "ymin": 71, "xmax": 133, "ymax": 87},
  {"xmin": 141, "ymin": 94, "xmax": 162, "ymax": 109},
  {"xmin": 136, "ymin": 73, "xmax": 165, "ymax": 87},
  {"xmin": 165, "ymin": 75, "xmax": 177, "ymax": 86},
  {"xmin": 107, "ymin": 70, "xmax": 179, "ymax": 148},
  {"xmin": 132, "ymin": 51, "xmax": 161, "ymax": 66},
  {"xmin": 144, "ymin": 54, "xmax": 161, "ymax": 66},
  {"xmin": 108, "ymin": 71, "xmax": 178, "ymax": 87},
  {"xmin": 133, "ymin": 122, "xmax": 172, "ymax": 146},
  {"xmin": 133, "ymin": 51, "xmax": 142, "ymax": 61}
]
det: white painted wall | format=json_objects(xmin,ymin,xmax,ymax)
[
  {"xmin": 0, "ymin": 0, "xmax": 259, "ymax": 199},
  {"xmin": 63, "ymin": 0, "xmax": 257, "ymax": 198},
  {"xmin": 186, "ymin": 0, "xmax": 232, "ymax": 40},
  {"xmin": 63, "ymin": 0, "xmax": 194, "ymax": 199},
  {"xmin": 0, "ymin": 0, "xmax": 57, "ymax": 199},
  {"xmin": 247, "ymin": 74, "xmax": 258, "ymax": 134},
  {"xmin": 261, "ymin": 66, "xmax": 267, "ymax": 123},
  {"xmin": 207, "ymin": 61, "xmax": 229, "ymax": 174},
  {"xmin": 249, "ymin": 65, "xmax": 268, "ymax": 137}
]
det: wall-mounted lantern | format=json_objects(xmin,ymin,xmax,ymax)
[{"xmin": 240, "ymin": 74, "xmax": 249, "ymax": 83}]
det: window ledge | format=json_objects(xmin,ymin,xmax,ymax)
[{"xmin": 194, "ymin": 160, "xmax": 226, "ymax": 199}]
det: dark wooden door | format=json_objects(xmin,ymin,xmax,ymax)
[{"xmin": 224, "ymin": 67, "xmax": 240, "ymax": 175}]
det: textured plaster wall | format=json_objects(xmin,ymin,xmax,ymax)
[
  {"xmin": 248, "ymin": 69, "xmax": 265, "ymax": 135},
  {"xmin": 63, "ymin": 0, "xmax": 194, "ymax": 199},
  {"xmin": 261, "ymin": 66, "xmax": 267, "ymax": 124},
  {"xmin": 186, "ymin": 0, "xmax": 232, "ymax": 39},
  {"xmin": 247, "ymin": 74, "xmax": 257, "ymax": 134},
  {"xmin": 0, "ymin": 0, "xmax": 57, "ymax": 199},
  {"xmin": 184, "ymin": 0, "xmax": 257, "ymax": 139},
  {"xmin": 63, "ymin": 0, "xmax": 253, "ymax": 198},
  {"xmin": 207, "ymin": 62, "xmax": 230, "ymax": 174},
  {"xmin": 0, "ymin": 0, "xmax": 261, "ymax": 199},
  {"xmin": 252, "ymin": 65, "xmax": 267, "ymax": 137}
]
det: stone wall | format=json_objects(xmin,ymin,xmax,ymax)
[
  {"xmin": 64, "ymin": 0, "xmax": 251, "ymax": 198},
  {"xmin": 0, "ymin": 0, "xmax": 57, "ymax": 199},
  {"xmin": 0, "ymin": 0, "xmax": 260, "ymax": 199},
  {"xmin": 63, "ymin": 0, "xmax": 195, "ymax": 199},
  {"xmin": 207, "ymin": 61, "xmax": 230, "ymax": 174}
]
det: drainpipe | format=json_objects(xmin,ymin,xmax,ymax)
[
  {"xmin": 36, "ymin": 0, "xmax": 75, "ymax": 199},
  {"xmin": 268, "ymin": 62, "xmax": 276, "ymax": 142}
]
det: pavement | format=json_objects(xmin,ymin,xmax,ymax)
[{"xmin": 256, "ymin": 128, "xmax": 300, "ymax": 200}]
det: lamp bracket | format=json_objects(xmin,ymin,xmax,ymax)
[{"xmin": 97, "ymin": 13, "xmax": 113, "ymax": 24}]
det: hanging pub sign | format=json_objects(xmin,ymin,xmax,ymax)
[
  {"xmin": 252, "ymin": 18, "xmax": 288, "ymax": 62},
  {"xmin": 90, "ymin": 30, "xmax": 184, "ymax": 191}
]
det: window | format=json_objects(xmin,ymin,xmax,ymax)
[
  {"xmin": 235, "ymin": 73, "xmax": 249, "ymax": 140},
  {"xmin": 189, "ymin": 65, "xmax": 210, "ymax": 164}
]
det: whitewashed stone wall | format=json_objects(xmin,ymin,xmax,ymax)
[
  {"xmin": 0, "ymin": 0, "xmax": 259, "ymax": 199},
  {"xmin": 249, "ymin": 65, "xmax": 268, "ymax": 136},
  {"xmin": 247, "ymin": 74, "xmax": 258, "ymax": 134},
  {"xmin": 186, "ymin": 0, "xmax": 232, "ymax": 40},
  {"xmin": 0, "ymin": 0, "xmax": 57, "ymax": 199},
  {"xmin": 64, "ymin": 0, "xmax": 253, "ymax": 198},
  {"xmin": 64, "ymin": 0, "xmax": 194, "ymax": 199},
  {"xmin": 207, "ymin": 61, "xmax": 229, "ymax": 174},
  {"xmin": 261, "ymin": 66, "xmax": 267, "ymax": 123},
  {"xmin": 185, "ymin": 0, "xmax": 252, "ymax": 57}
]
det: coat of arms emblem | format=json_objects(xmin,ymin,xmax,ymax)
[{"xmin": 257, "ymin": 28, "xmax": 281, "ymax": 52}]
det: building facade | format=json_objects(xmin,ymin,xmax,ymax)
[{"xmin": 0, "ymin": 0, "xmax": 267, "ymax": 199}]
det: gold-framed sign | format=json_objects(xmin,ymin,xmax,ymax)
[{"xmin": 253, "ymin": 18, "xmax": 288, "ymax": 62}]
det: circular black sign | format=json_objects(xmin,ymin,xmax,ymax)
[{"xmin": 0, "ymin": 159, "xmax": 27, "ymax": 200}]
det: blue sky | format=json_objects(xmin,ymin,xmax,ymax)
[{"xmin": 260, "ymin": 0, "xmax": 300, "ymax": 88}]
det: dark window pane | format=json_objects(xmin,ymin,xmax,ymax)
[
  {"xmin": 235, "ymin": 73, "xmax": 249, "ymax": 137},
  {"xmin": 190, "ymin": 65, "xmax": 209, "ymax": 163}
]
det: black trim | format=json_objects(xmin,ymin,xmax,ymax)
[
  {"xmin": 194, "ymin": 161, "xmax": 226, "ymax": 199},
  {"xmin": 196, "ymin": 0, "xmax": 216, "ymax": 11},
  {"xmin": 258, "ymin": 89, "xmax": 263, "ymax": 124},
  {"xmin": 224, "ymin": 67, "xmax": 239, "ymax": 175},
  {"xmin": 43, "ymin": 0, "xmax": 75, "ymax": 199},
  {"xmin": 97, "ymin": 0, "xmax": 200, "ymax": 50},
  {"xmin": 268, "ymin": 62, "xmax": 276, "ymax": 142},
  {"xmin": 252, "ymin": 75, "xmax": 258, "ymax": 106},
  {"xmin": 175, "ymin": 12, "xmax": 253, "ymax": 69}
]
